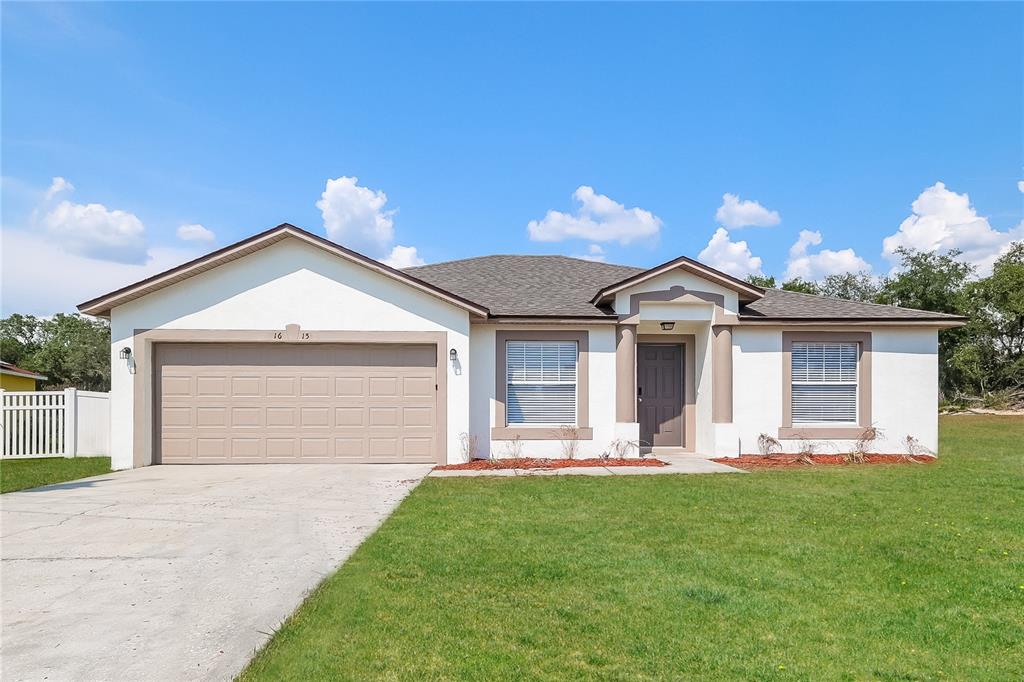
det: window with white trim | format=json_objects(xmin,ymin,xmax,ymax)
[
  {"xmin": 506, "ymin": 341, "xmax": 578, "ymax": 426},
  {"xmin": 791, "ymin": 342, "xmax": 858, "ymax": 424}
]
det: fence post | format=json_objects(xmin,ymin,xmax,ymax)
[
  {"xmin": 0, "ymin": 389, "xmax": 5, "ymax": 458},
  {"xmin": 64, "ymin": 388, "xmax": 78, "ymax": 458}
]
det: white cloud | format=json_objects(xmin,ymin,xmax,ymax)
[
  {"xmin": 44, "ymin": 176, "xmax": 74, "ymax": 201},
  {"xmin": 316, "ymin": 176, "xmax": 396, "ymax": 255},
  {"xmin": 1, "ymin": 229, "xmax": 199, "ymax": 315},
  {"xmin": 40, "ymin": 196, "xmax": 148, "ymax": 264},
  {"xmin": 784, "ymin": 230, "xmax": 872, "ymax": 281},
  {"xmin": 176, "ymin": 223, "xmax": 215, "ymax": 243},
  {"xmin": 697, "ymin": 227, "xmax": 762, "ymax": 278},
  {"xmin": 528, "ymin": 186, "xmax": 662, "ymax": 245},
  {"xmin": 572, "ymin": 244, "xmax": 607, "ymax": 263},
  {"xmin": 714, "ymin": 193, "xmax": 781, "ymax": 229},
  {"xmin": 882, "ymin": 182, "xmax": 1024, "ymax": 274},
  {"xmin": 382, "ymin": 244, "xmax": 425, "ymax": 269},
  {"xmin": 1018, "ymin": 180, "xmax": 1024, "ymax": 193}
]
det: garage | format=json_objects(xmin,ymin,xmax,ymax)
[{"xmin": 155, "ymin": 342, "xmax": 440, "ymax": 464}]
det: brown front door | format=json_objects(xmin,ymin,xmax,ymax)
[{"xmin": 637, "ymin": 344, "xmax": 683, "ymax": 448}]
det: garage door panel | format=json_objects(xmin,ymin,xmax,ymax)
[
  {"xmin": 162, "ymin": 376, "xmax": 193, "ymax": 397},
  {"xmin": 299, "ymin": 376, "xmax": 330, "ymax": 397},
  {"xmin": 266, "ymin": 407, "xmax": 297, "ymax": 427},
  {"xmin": 335, "ymin": 407, "xmax": 364, "ymax": 426},
  {"xmin": 403, "ymin": 406, "xmax": 434, "ymax": 427},
  {"xmin": 196, "ymin": 439, "xmax": 227, "ymax": 458},
  {"xmin": 300, "ymin": 407, "xmax": 331, "ymax": 427},
  {"xmin": 156, "ymin": 342, "xmax": 439, "ymax": 464}
]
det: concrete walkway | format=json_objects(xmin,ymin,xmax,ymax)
[
  {"xmin": 0, "ymin": 464, "xmax": 431, "ymax": 682},
  {"xmin": 429, "ymin": 455, "xmax": 745, "ymax": 477}
]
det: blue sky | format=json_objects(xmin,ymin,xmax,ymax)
[{"xmin": 2, "ymin": 1, "xmax": 1022, "ymax": 315}]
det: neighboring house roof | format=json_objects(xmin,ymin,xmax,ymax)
[
  {"xmin": 0, "ymin": 361, "xmax": 47, "ymax": 381},
  {"xmin": 76, "ymin": 222, "xmax": 965, "ymax": 325},
  {"xmin": 407, "ymin": 255, "xmax": 643, "ymax": 318},
  {"xmin": 77, "ymin": 224, "xmax": 490, "ymax": 318}
]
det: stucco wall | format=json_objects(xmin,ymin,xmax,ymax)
[
  {"xmin": 613, "ymin": 270, "xmax": 740, "ymax": 315},
  {"xmin": 108, "ymin": 238, "xmax": 471, "ymax": 469},
  {"xmin": 471, "ymin": 324, "xmax": 617, "ymax": 459},
  {"xmin": 732, "ymin": 327, "xmax": 939, "ymax": 454}
]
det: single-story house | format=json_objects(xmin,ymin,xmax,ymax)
[
  {"xmin": 78, "ymin": 223, "xmax": 964, "ymax": 470},
  {"xmin": 0, "ymin": 361, "xmax": 48, "ymax": 391}
]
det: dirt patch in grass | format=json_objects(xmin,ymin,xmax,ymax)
[
  {"xmin": 715, "ymin": 454, "xmax": 936, "ymax": 470},
  {"xmin": 436, "ymin": 457, "xmax": 668, "ymax": 471}
]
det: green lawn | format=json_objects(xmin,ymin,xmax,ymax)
[
  {"xmin": 241, "ymin": 416, "xmax": 1023, "ymax": 681},
  {"xmin": 0, "ymin": 456, "xmax": 111, "ymax": 494}
]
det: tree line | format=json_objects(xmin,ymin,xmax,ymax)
[{"xmin": 1, "ymin": 243, "xmax": 1021, "ymax": 404}]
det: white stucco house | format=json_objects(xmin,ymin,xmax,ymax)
[{"xmin": 78, "ymin": 223, "xmax": 964, "ymax": 470}]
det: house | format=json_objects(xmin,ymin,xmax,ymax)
[
  {"xmin": 0, "ymin": 361, "xmax": 48, "ymax": 391},
  {"xmin": 78, "ymin": 223, "xmax": 964, "ymax": 470}
]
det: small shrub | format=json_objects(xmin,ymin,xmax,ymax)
[
  {"xmin": 846, "ymin": 425, "xmax": 883, "ymax": 464},
  {"xmin": 558, "ymin": 425, "xmax": 581, "ymax": 460},
  {"xmin": 902, "ymin": 435, "xmax": 935, "ymax": 461},
  {"xmin": 796, "ymin": 437, "xmax": 817, "ymax": 465},
  {"xmin": 757, "ymin": 433, "xmax": 782, "ymax": 457},
  {"xmin": 501, "ymin": 435, "xmax": 523, "ymax": 460},
  {"xmin": 607, "ymin": 438, "xmax": 641, "ymax": 459},
  {"xmin": 458, "ymin": 432, "xmax": 479, "ymax": 463}
]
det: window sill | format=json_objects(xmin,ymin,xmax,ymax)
[
  {"xmin": 491, "ymin": 427, "xmax": 594, "ymax": 441},
  {"xmin": 778, "ymin": 426, "xmax": 867, "ymax": 440}
]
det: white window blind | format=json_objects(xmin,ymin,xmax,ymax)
[
  {"xmin": 506, "ymin": 341, "xmax": 577, "ymax": 425},
  {"xmin": 791, "ymin": 342, "xmax": 858, "ymax": 424}
]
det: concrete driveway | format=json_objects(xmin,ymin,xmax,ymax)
[{"xmin": 1, "ymin": 464, "xmax": 431, "ymax": 682}]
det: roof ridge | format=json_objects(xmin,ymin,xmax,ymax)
[{"xmin": 406, "ymin": 254, "xmax": 643, "ymax": 270}]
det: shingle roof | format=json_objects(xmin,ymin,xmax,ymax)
[
  {"xmin": 406, "ymin": 256, "xmax": 643, "ymax": 317},
  {"xmin": 406, "ymin": 255, "xmax": 965, "ymax": 322},
  {"xmin": 739, "ymin": 288, "xmax": 965, "ymax": 321}
]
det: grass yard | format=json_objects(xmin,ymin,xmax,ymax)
[
  {"xmin": 0, "ymin": 456, "xmax": 111, "ymax": 494},
  {"xmin": 241, "ymin": 416, "xmax": 1023, "ymax": 681}
]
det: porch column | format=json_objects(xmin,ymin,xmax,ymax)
[
  {"xmin": 712, "ymin": 325, "xmax": 733, "ymax": 423},
  {"xmin": 615, "ymin": 324, "xmax": 637, "ymax": 422}
]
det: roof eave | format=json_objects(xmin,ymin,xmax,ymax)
[
  {"xmin": 737, "ymin": 316, "xmax": 966, "ymax": 328},
  {"xmin": 77, "ymin": 224, "xmax": 491, "ymax": 319},
  {"xmin": 591, "ymin": 255, "xmax": 765, "ymax": 305}
]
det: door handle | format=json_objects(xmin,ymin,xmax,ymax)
[{"xmin": 638, "ymin": 386, "xmax": 643, "ymax": 402}]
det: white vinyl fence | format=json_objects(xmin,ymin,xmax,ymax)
[{"xmin": 0, "ymin": 389, "xmax": 110, "ymax": 459}]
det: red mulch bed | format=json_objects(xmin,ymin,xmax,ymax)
[
  {"xmin": 435, "ymin": 457, "xmax": 668, "ymax": 471},
  {"xmin": 714, "ymin": 454, "xmax": 936, "ymax": 470}
]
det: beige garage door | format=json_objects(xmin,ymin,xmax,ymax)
[{"xmin": 155, "ymin": 343, "xmax": 440, "ymax": 464}]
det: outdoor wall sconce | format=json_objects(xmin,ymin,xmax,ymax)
[
  {"xmin": 119, "ymin": 347, "xmax": 132, "ymax": 361},
  {"xmin": 660, "ymin": 322, "xmax": 675, "ymax": 331},
  {"xmin": 449, "ymin": 348, "xmax": 458, "ymax": 365}
]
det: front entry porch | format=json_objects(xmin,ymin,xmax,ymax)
[{"xmin": 611, "ymin": 285, "xmax": 741, "ymax": 458}]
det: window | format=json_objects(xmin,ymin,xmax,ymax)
[
  {"xmin": 505, "ymin": 341, "xmax": 577, "ymax": 425},
  {"xmin": 790, "ymin": 342, "xmax": 858, "ymax": 424}
]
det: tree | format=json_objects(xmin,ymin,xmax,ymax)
[
  {"xmin": 781, "ymin": 277, "xmax": 820, "ymax": 295},
  {"xmin": 0, "ymin": 313, "xmax": 111, "ymax": 391},
  {"xmin": 950, "ymin": 242, "xmax": 1024, "ymax": 395},
  {"xmin": 876, "ymin": 248, "xmax": 974, "ymax": 398},
  {"xmin": 876, "ymin": 247, "xmax": 973, "ymax": 314},
  {"xmin": 746, "ymin": 274, "xmax": 777, "ymax": 289},
  {"xmin": 819, "ymin": 272, "xmax": 881, "ymax": 302}
]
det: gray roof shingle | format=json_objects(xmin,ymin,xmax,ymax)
[
  {"xmin": 406, "ymin": 255, "xmax": 964, "ymax": 322},
  {"xmin": 406, "ymin": 255, "xmax": 643, "ymax": 317},
  {"xmin": 740, "ymin": 288, "xmax": 964, "ymax": 320}
]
